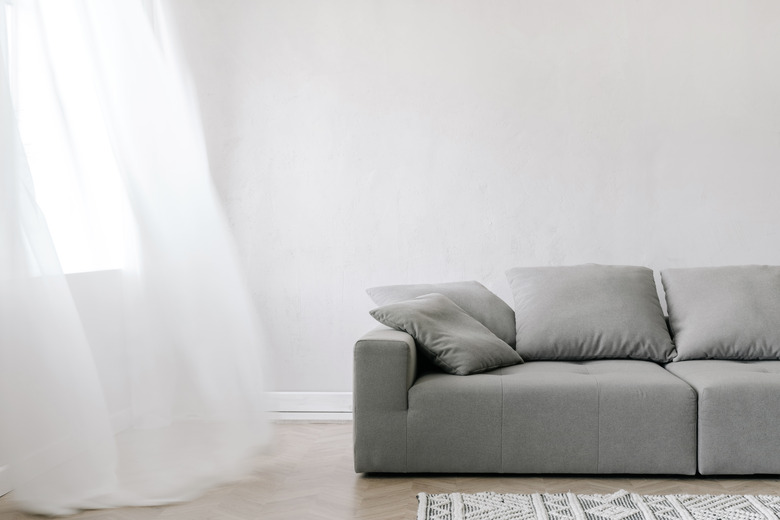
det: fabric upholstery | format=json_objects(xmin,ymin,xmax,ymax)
[
  {"xmin": 501, "ymin": 361, "xmax": 696, "ymax": 474},
  {"xmin": 666, "ymin": 360, "xmax": 780, "ymax": 474},
  {"xmin": 353, "ymin": 327, "xmax": 417, "ymax": 473},
  {"xmin": 404, "ymin": 360, "xmax": 696, "ymax": 474},
  {"xmin": 500, "ymin": 363, "xmax": 598, "ymax": 473},
  {"xmin": 661, "ymin": 266, "xmax": 780, "ymax": 360},
  {"xmin": 506, "ymin": 265, "xmax": 676, "ymax": 361},
  {"xmin": 367, "ymin": 280, "xmax": 516, "ymax": 347},
  {"xmin": 369, "ymin": 293, "xmax": 521, "ymax": 375},
  {"xmin": 407, "ymin": 371, "xmax": 503, "ymax": 473}
]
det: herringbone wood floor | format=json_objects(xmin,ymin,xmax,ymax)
[{"xmin": 1, "ymin": 422, "xmax": 779, "ymax": 519}]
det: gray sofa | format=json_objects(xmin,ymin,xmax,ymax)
[{"xmin": 354, "ymin": 265, "xmax": 780, "ymax": 475}]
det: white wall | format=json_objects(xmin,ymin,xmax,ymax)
[{"xmin": 166, "ymin": 0, "xmax": 780, "ymax": 392}]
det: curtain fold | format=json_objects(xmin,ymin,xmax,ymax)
[{"xmin": 0, "ymin": 1, "xmax": 270, "ymax": 515}]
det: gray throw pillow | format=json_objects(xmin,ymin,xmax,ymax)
[
  {"xmin": 662, "ymin": 265, "xmax": 780, "ymax": 361},
  {"xmin": 506, "ymin": 264, "xmax": 676, "ymax": 361},
  {"xmin": 369, "ymin": 293, "xmax": 522, "ymax": 375},
  {"xmin": 366, "ymin": 281, "xmax": 516, "ymax": 347}
]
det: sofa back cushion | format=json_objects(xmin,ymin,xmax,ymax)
[
  {"xmin": 367, "ymin": 280, "xmax": 516, "ymax": 347},
  {"xmin": 662, "ymin": 265, "xmax": 780, "ymax": 361},
  {"xmin": 369, "ymin": 293, "xmax": 522, "ymax": 375},
  {"xmin": 506, "ymin": 264, "xmax": 675, "ymax": 362}
]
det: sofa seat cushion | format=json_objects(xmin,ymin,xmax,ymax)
[
  {"xmin": 406, "ymin": 360, "xmax": 696, "ymax": 474},
  {"xmin": 665, "ymin": 360, "xmax": 780, "ymax": 475}
]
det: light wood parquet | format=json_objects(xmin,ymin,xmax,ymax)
[{"xmin": 1, "ymin": 422, "xmax": 779, "ymax": 519}]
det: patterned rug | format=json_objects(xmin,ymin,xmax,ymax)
[{"xmin": 417, "ymin": 489, "xmax": 780, "ymax": 520}]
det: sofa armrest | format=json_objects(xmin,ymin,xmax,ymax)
[
  {"xmin": 355, "ymin": 326, "xmax": 418, "ymax": 399},
  {"xmin": 353, "ymin": 326, "xmax": 417, "ymax": 472}
]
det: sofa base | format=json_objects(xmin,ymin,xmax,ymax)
[
  {"xmin": 667, "ymin": 360, "xmax": 780, "ymax": 475},
  {"xmin": 357, "ymin": 359, "xmax": 698, "ymax": 475}
]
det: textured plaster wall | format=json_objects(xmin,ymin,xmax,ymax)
[{"xmin": 167, "ymin": 0, "xmax": 780, "ymax": 391}]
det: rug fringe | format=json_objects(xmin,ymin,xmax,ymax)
[{"xmin": 417, "ymin": 492, "xmax": 428, "ymax": 520}]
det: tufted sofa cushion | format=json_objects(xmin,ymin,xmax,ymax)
[
  {"xmin": 665, "ymin": 360, "xmax": 780, "ymax": 474},
  {"xmin": 405, "ymin": 360, "xmax": 697, "ymax": 474}
]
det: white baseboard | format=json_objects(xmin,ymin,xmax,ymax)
[
  {"xmin": 271, "ymin": 412, "xmax": 352, "ymax": 421},
  {"xmin": 107, "ymin": 393, "xmax": 353, "ymax": 428},
  {"xmin": 270, "ymin": 392, "xmax": 352, "ymax": 421},
  {"xmin": 0, "ymin": 465, "xmax": 11, "ymax": 497}
]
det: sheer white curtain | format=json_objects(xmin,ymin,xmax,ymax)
[{"xmin": 0, "ymin": 0, "xmax": 270, "ymax": 515}]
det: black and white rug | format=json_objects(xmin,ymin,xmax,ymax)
[{"xmin": 417, "ymin": 489, "xmax": 780, "ymax": 520}]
